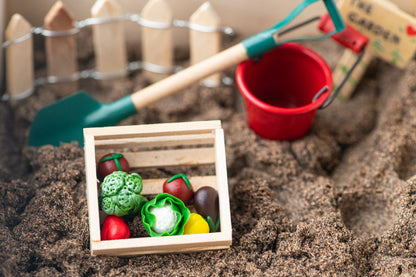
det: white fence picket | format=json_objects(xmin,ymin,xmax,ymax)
[
  {"xmin": 190, "ymin": 2, "xmax": 221, "ymax": 87},
  {"xmin": 5, "ymin": 14, "xmax": 34, "ymax": 100},
  {"xmin": 44, "ymin": 1, "xmax": 78, "ymax": 93},
  {"xmin": 91, "ymin": 0, "xmax": 127, "ymax": 79},
  {"xmin": 141, "ymin": 0, "xmax": 174, "ymax": 83}
]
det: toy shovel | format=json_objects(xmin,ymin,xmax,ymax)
[{"xmin": 28, "ymin": 0, "xmax": 345, "ymax": 147}]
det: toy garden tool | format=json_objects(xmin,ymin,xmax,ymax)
[
  {"xmin": 328, "ymin": 0, "xmax": 416, "ymax": 100},
  {"xmin": 28, "ymin": 0, "xmax": 345, "ymax": 147}
]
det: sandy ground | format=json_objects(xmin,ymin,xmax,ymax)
[{"xmin": 2, "ymin": 32, "xmax": 416, "ymax": 276}]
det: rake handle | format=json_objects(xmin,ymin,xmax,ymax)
[{"xmin": 130, "ymin": 43, "xmax": 248, "ymax": 111}]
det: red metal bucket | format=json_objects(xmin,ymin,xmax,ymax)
[{"xmin": 236, "ymin": 43, "xmax": 332, "ymax": 141}]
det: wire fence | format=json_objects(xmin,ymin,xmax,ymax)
[{"xmin": 2, "ymin": 9, "xmax": 235, "ymax": 101}]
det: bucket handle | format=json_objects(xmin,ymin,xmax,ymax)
[
  {"xmin": 312, "ymin": 46, "xmax": 367, "ymax": 109},
  {"xmin": 242, "ymin": 0, "xmax": 345, "ymax": 59},
  {"xmin": 253, "ymin": 13, "xmax": 365, "ymax": 110}
]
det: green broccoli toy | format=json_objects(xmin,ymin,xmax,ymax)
[{"xmin": 99, "ymin": 171, "xmax": 148, "ymax": 217}]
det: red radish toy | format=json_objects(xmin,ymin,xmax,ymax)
[
  {"xmin": 163, "ymin": 174, "xmax": 194, "ymax": 204},
  {"xmin": 97, "ymin": 153, "xmax": 129, "ymax": 181},
  {"xmin": 101, "ymin": 215, "xmax": 130, "ymax": 240}
]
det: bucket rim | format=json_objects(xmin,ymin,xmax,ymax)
[{"xmin": 236, "ymin": 42, "xmax": 333, "ymax": 115}]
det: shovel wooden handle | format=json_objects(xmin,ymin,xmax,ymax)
[{"xmin": 130, "ymin": 43, "xmax": 248, "ymax": 111}]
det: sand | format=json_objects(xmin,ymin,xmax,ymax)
[{"xmin": 1, "ymin": 33, "xmax": 416, "ymax": 276}]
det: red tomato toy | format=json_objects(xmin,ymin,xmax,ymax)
[
  {"xmin": 162, "ymin": 173, "xmax": 194, "ymax": 204},
  {"xmin": 101, "ymin": 215, "xmax": 130, "ymax": 240},
  {"xmin": 97, "ymin": 153, "xmax": 130, "ymax": 182}
]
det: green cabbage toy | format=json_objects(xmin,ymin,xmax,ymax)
[
  {"xmin": 141, "ymin": 193, "xmax": 190, "ymax": 237},
  {"xmin": 99, "ymin": 171, "xmax": 148, "ymax": 217}
]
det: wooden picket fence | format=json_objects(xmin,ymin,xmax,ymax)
[{"xmin": 2, "ymin": 0, "xmax": 233, "ymax": 101}]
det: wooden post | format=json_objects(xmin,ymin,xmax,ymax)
[
  {"xmin": 44, "ymin": 1, "xmax": 78, "ymax": 94},
  {"xmin": 190, "ymin": 2, "xmax": 221, "ymax": 87},
  {"xmin": 5, "ymin": 14, "xmax": 34, "ymax": 100},
  {"xmin": 141, "ymin": 0, "xmax": 173, "ymax": 83},
  {"xmin": 0, "ymin": 0, "xmax": 5, "ymax": 93},
  {"xmin": 91, "ymin": 0, "xmax": 127, "ymax": 80},
  {"xmin": 332, "ymin": 49, "xmax": 374, "ymax": 101}
]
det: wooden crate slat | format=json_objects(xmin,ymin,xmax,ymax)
[
  {"xmin": 84, "ymin": 120, "xmax": 222, "ymax": 140},
  {"xmin": 5, "ymin": 14, "xmax": 34, "ymax": 98},
  {"xmin": 44, "ymin": 1, "xmax": 78, "ymax": 92},
  {"xmin": 91, "ymin": 232, "xmax": 231, "ymax": 256},
  {"xmin": 141, "ymin": 0, "xmax": 173, "ymax": 82},
  {"xmin": 94, "ymin": 244, "xmax": 229, "ymax": 256},
  {"xmin": 94, "ymin": 133, "xmax": 215, "ymax": 150},
  {"xmin": 122, "ymin": 147, "xmax": 215, "ymax": 168},
  {"xmin": 190, "ymin": 2, "xmax": 221, "ymax": 87},
  {"xmin": 141, "ymin": 175, "xmax": 217, "ymax": 195},
  {"xmin": 91, "ymin": 0, "xmax": 127, "ymax": 78}
]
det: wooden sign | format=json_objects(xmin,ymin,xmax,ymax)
[{"xmin": 339, "ymin": 0, "xmax": 416, "ymax": 68}]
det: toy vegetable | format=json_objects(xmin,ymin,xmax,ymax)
[
  {"xmin": 141, "ymin": 193, "xmax": 190, "ymax": 237},
  {"xmin": 183, "ymin": 213, "xmax": 210, "ymax": 235},
  {"xmin": 193, "ymin": 186, "xmax": 220, "ymax": 232},
  {"xmin": 101, "ymin": 215, "xmax": 130, "ymax": 240},
  {"xmin": 99, "ymin": 171, "xmax": 148, "ymax": 217},
  {"xmin": 97, "ymin": 153, "xmax": 130, "ymax": 182},
  {"xmin": 162, "ymin": 173, "xmax": 193, "ymax": 204}
]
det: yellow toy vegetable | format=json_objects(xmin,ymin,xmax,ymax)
[{"xmin": 183, "ymin": 213, "xmax": 210, "ymax": 235}]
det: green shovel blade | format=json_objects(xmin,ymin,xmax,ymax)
[{"xmin": 27, "ymin": 91, "xmax": 137, "ymax": 147}]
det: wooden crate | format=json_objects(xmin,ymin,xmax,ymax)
[{"xmin": 83, "ymin": 120, "xmax": 232, "ymax": 256}]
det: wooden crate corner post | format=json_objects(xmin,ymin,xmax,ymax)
[
  {"xmin": 83, "ymin": 129, "xmax": 102, "ymax": 251},
  {"xmin": 91, "ymin": 0, "xmax": 127, "ymax": 81},
  {"xmin": 190, "ymin": 2, "xmax": 222, "ymax": 87},
  {"xmin": 141, "ymin": 0, "xmax": 174, "ymax": 83},
  {"xmin": 5, "ymin": 13, "xmax": 34, "ymax": 100},
  {"xmin": 214, "ymin": 127, "xmax": 232, "ymax": 243}
]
